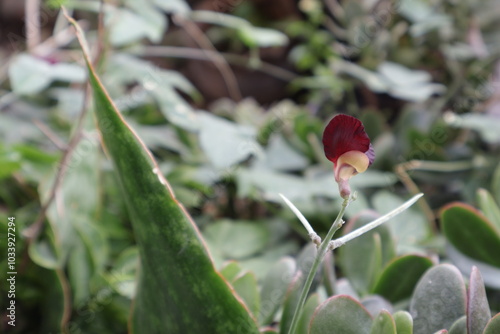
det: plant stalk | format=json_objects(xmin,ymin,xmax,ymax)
[{"xmin": 287, "ymin": 198, "xmax": 350, "ymax": 334}]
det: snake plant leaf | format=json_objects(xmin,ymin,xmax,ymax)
[
  {"xmin": 370, "ymin": 309, "xmax": 397, "ymax": 334},
  {"xmin": 441, "ymin": 202, "xmax": 500, "ymax": 267},
  {"xmin": 467, "ymin": 266, "xmax": 491, "ymax": 334},
  {"xmin": 483, "ymin": 313, "xmax": 500, "ymax": 334},
  {"xmin": 309, "ymin": 295, "xmax": 372, "ymax": 334},
  {"xmin": 371, "ymin": 254, "xmax": 433, "ymax": 303},
  {"xmin": 410, "ymin": 264, "xmax": 466, "ymax": 334},
  {"xmin": 66, "ymin": 12, "xmax": 259, "ymax": 334},
  {"xmin": 393, "ymin": 311, "xmax": 413, "ymax": 334}
]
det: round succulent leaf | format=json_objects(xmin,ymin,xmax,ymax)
[
  {"xmin": 220, "ymin": 261, "xmax": 244, "ymax": 282},
  {"xmin": 370, "ymin": 309, "xmax": 397, "ymax": 334},
  {"xmin": 339, "ymin": 211, "xmax": 395, "ymax": 294},
  {"xmin": 233, "ymin": 271, "xmax": 260, "ymax": 318},
  {"xmin": 279, "ymin": 270, "xmax": 304, "ymax": 334},
  {"xmin": 372, "ymin": 254, "xmax": 434, "ymax": 303},
  {"xmin": 467, "ymin": 266, "xmax": 491, "ymax": 334},
  {"xmin": 483, "ymin": 313, "xmax": 500, "ymax": 334},
  {"xmin": 361, "ymin": 295, "xmax": 393, "ymax": 317},
  {"xmin": 393, "ymin": 311, "xmax": 413, "ymax": 334},
  {"xmin": 476, "ymin": 188, "xmax": 500, "ymax": 234},
  {"xmin": 448, "ymin": 316, "xmax": 466, "ymax": 334},
  {"xmin": 259, "ymin": 257, "xmax": 297, "ymax": 325},
  {"xmin": 410, "ymin": 264, "xmax": 466, "ymax": 334},
  {"xmin": 446, "ymin": 244, "xmax": 500, "ymax": 289},
  {"xmin": 440, "ymin": 202, "xmax": 500, "ymax": 268},
  {"xmin": 296, "ymin": 293, "xmax": 320, "ymax": 334},
  {"xmin": 309, "ymin": 295, "xmax": 372, "ymax": 334}
]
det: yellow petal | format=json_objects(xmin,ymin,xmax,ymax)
[{"xmin": 337, "ymin": 150, "xmax": 369, "ymax": 174}]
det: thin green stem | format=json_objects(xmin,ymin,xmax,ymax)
[{"xmin": 287, "ymin": 198, "xmax": 350, "ymax": 334}]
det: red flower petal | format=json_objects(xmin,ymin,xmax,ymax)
[{"xmin": 322, "ymin": 114, "xmax": 374, "ymax": 165}]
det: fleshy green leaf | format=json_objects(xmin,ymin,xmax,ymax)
[
  {"xmin": 370, "ymin": 309, "xmax": 397, "ymax": 334},
  {"xmin": 220, "ymin": 261, "xmax": 244, "ymax": 282},
  {"xmin": 280, "ymin": 271, "xmax": 304, "ymax": 334},
  {"xmin": 446, "ymin": 245, "xmax": 500, "ymax": 289},
  {"xmin": 372, "ymin": 255, "xmax": 433, "ymax": 303},
  {"xmin": 441, "ymin": 202, "xmax": 500, "ymax": 267},
  {"xmin": 338, "ymin": 211, "xmax": 395, "ymax": 294},
  {"xmin": 259, "ymin": 257, "xmax": 297, "ymax": 325},
  {"xmin": 297, "ymin": 293, "xmax": 320, "ymax": 334},
  {"xmin": 67, "ymin": 13, "xmax": 258, "ymax": 334},
  {"xmin": 410, "ymin": 264, "xmax": 466, "ymax": 334},
  {"xmin": 448, "ymin": 316, "xmax": 466, "ymax": 334},
  {"xmin": 309, "ymin": 295, "xmax": 372, "ymax": 334},
  {"xmin": 467, "ymin": 266, "xmax": 491, "ymax": 334},
  {"xmin": 393, "ymin": 311, "xmax": 413, "ymax": 334},
  {"xmin": 233, "ymin": 271, "xmax": 260, "ymax": 318},
  {"xmin": 361, "ymin": 296, "xmax": 393, "ymax": 317},
  {"xmin": 483, "ymin": 313, "xmax": 500, "ymax": 334},
  {"xmin": 476, "ymin": 188, "xmax": 500, "ymax": 234}
]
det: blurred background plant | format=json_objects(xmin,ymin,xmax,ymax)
[{"xmin": 1, "ymin": 0, "xmax": 500, "ymax": 333}]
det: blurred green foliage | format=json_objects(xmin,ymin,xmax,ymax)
[{"xmin": 1, "ymin": 0, "xmax": 500, "ymax": 333}]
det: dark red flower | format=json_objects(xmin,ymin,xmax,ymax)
[{"xmin": 322, "ymin": 114, "xmax": 375, "ymax": 198}]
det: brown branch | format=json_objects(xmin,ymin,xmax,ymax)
[
  {"xmin": 26, "ymin": 0, "xmax": 42, "ymax": 52},
  {"xmin": 172, "ymin": 15, "xmax": 243, "ymax": 101},
  {"xmin": 33, "ymin": 119, "xmax": 68, "ymax": 150},
  {"xmin": 395, "ymin": 160, "xmax": 437, "ymax": 234},
  {"xmin": 23, "ymin": 85, "xmax": 90, "ymax": 241},
  {"xmin": 57, "ymin": 268, "xmax": 72, "ymax": 333},
  {"xmin": 136, "ymin": 46, "xmax": 298, "ymax": 82}
]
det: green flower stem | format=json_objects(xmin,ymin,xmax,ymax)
[{"xmin": 287, "ymin": 197, "xmax": 350, "ymax": 334}]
